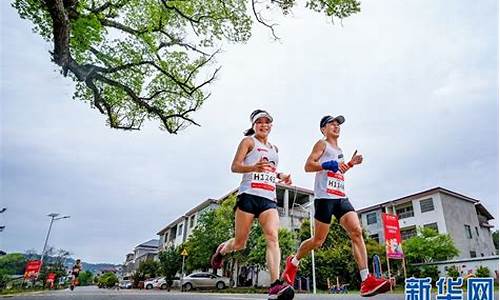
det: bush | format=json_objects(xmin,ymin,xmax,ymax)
[
  {"xmin": 446, "ymin": 266, "xmax": 460, "ymax": 278},
  {"xmin": 98, "ymin": 272, "xmax": 118, "ymax": 288},
  {"xmin": 475, "ymin": 266, "xmax": 491, "ymax": 278},
  {"xmin": 420, "ymin": 265, "xmax": 440, "ymax": 282},
  {"xmin": 0, "ymin": 269, "xmax": 9, "ymax": 289}
]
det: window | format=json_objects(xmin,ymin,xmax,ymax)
[
  {"xmin": 420, "ymin": 198, "xmax": 434, "ymax": 213},
  {"xmin": 401, "ymin": 227, "xmax": 417, "ymax": 240},
  {"xmin": 475, "ymin": 227, "xmax": 479, "ymax": 236},
  {"xmin": 366, "ymin": 213, "xmax": 377, "ymax": 225},
  {"xmin": 423, "ymin": 223, "xmax": 439, "ymax": 233},
  {"xmin": 190, "ymin": 215, "xmax": 196, "ymax": 228},
  {"xmin": 370, "ymin": 234, "xmax": 380, "ymax": 243},
  {"xmin": 470, "ymin": 251, "xmax": 477, "ymax": 258},
  {"xmin": 396, "ymin": 204, "xmax": 414, "ymax": 219},
  {"xmin": 177, "ymin": 224, "xmax": 183, "ymax": 236},
  {"xmin": 464, "ymin": 225, "xmax": 472, "ymax": 239}
]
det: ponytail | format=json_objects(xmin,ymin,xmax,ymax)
[{"xmin": 244, "ymin": 128, "xmax": 255, "ymax": 136}]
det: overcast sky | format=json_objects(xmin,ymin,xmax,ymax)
[{"xmin": 1, "ymin": 0, "xmax": 498, "ymax": 264}]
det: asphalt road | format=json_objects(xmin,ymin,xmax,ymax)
[{"xmin": 3, "ymin": 286, "xmax": 499, "ymax": 300}]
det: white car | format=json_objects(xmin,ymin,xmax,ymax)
[
  {"xmin": 181, "ymin": 272, "xmax": 231, "ymax": 291},
  {"xmin": 152, "ymin": 277, "xmax": 181, "ymax": 290},
  {"xmin": 144, "ymin": 277, "xmax": 161, "ymax": 289},
  {"xmin": 118, "ymin": 280, "xmax": 132, "ymax": 289}
]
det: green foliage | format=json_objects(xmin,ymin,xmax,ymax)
[
  {"xmin": 475, "ymin": 266, "xmax": 491, "ymax": 278},
  {"xmin": 37, "ymin": 248, "xmax": 71, "ymax": 283},
  {"xmin": 0, "ymin": 269, "xmax": 9, "ymax": 289},
  {"xmin": 403, "ymin": 227, "xmax": 459, "ymax": 264},
  {"xmin": 0, "ymin": 253, "xmax": 27, "ymax": 275},
  {"xmin": 420, "ymin": 265, "xmax": 440, "ymax": 282},
  {"xmin": 158, "ymin": 247, "xmax": 182, "ymax": 282},
  {"xmin": 446, "ymin": 265, "xmax": 460, "ymax": 278},
  {"xmin": 136, "ymin": 259, "xmax": 160, "ymax": 280},
  {"xmin": 12, "ymin": 0, "xmax": 360, "ymax": 132},
  {"xmin": 246, "ymin": 227, "xmax": 296, "ymax": 269},
  {"xmin": 184, "ymin": 195, "xmax": 235, "ymax": 272},
  {"xmin": 77, "ymin": 271, "xmax": 94, "ymax": 286},
  {"xmin": 98, "ymin": 272, "xmax": 118, "ymax": 288},
  {"xmin": 492, "ymin": 230, "xmax": 498, "ymax": 250},
  {"xmin": 298, "ymin": 218, "xmax": 360, "ymax": 289}
]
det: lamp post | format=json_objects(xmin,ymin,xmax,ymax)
[{"xmin": 40, "ymin": 213, "xmax": 70, "ymax": 266}]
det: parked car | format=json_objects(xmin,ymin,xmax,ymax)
[
  {"xmin": 181, "ymin": 272, "xmax": 230, "ymax": 291},
  {"xmin": 144, "ymin": 277, "xmax": 161, "ymax": 289},
  {"xmin": 119, "ymin": 280, "xmax": 133, "ymax": 289},
  {"xmin": 151, "ymin": 277, "xmax": 181, "ymax": 290}
]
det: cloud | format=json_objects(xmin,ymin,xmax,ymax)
[{"xmin": 1, "ymin": 0, "xmax": 497, "ymax": 263}]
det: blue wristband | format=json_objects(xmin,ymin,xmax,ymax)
[{"xmin": 321, "ymin": 160, "xmax": 339, "ymax": 172}]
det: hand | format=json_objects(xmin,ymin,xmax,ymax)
[
  {"xmin": 350, "ymin": 154, "xmax": 363, "ymax": 166},
  {"xmin": 339, "ymin": 162, "xmax": 350, "ymax": 174},
  {"xmin": 253, "ymin": 157, "xmax": 272, "ymax": 172},
  {"xmin": 321, "ymin": 160, "xmax": 339, "ymax": 172},
  {"xmin": 279, "ymin": 173, "xmax": 292, "ymax": 185}
]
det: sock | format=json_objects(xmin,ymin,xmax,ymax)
[
  {"xmin": 291, "ymin": 256, "xmax": 300, "ymax": 267},
  {"xmin": 220, "ymin": 242, "xmax": 228, "ymax": 255},
  {"xmin": 360, "ymin": 269, "xmax": 369, "ymax": 281}
]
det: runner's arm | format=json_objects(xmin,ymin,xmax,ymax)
[{"xmin": 304, "ymin": 140, "xmax": 327, "ymax": 172}]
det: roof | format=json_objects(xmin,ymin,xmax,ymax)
[
  {"xmin": 356, "ymin": 187, "xmax": 494, "ymax": 220},
  {"xmin": 185, "ymin": 198, "xmax": 218, "ymax": 216},
  {"xmin": 276, "ymin": 183, "xmax": 314, "ymax": 195},
  {"xmin": 135, "ymin": 239, "xmax": 159, "ymax": 249},
  {"xmin": 157, "ymin": 184, "xmax": 313, "ymax": 235},
  {"xmin": 157, "ymin": 215, "xmax": 187, "ymax": 235}
]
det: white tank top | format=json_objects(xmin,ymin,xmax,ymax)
[
  {"xmin": 314, "ymin": 141, "xmax": 347, "ymax": 199},
  {"xmin": 238, "ymin": 136, "xmax": 279, "ymax": 201}
]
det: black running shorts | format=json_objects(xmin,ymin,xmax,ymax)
[
  {"xmin": 314, "ymin": 198, "xmax": 355, "ymax": 224},
  {"xmin": 234, "ymin": 193, "xmax": 277, "ymax": 217}
]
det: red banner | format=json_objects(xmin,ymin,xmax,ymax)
[
  {"xmin": 24, "ymin": 260, "xmax": 42, "ymax": 279},
  {"xmin": 382, "ymin": 213, "xmax": 404, "ymax": 259}
]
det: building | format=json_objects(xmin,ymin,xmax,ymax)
[
  {"xmin": 357, "ymin": 187, "xmax": 496, "ymax": 259},
  {"xmin": 157, "ymin": 199, "xmax": 219, "ymax": 249},
  {"xmin": 157, "ymin": 183, "xmax": 314, "ymax": 251},
  {"xmin": 155, "ymin": 184, "xmax": 314, "ymax": 286},
  {"xmin": 122, "ymin": 239, "xmax": 159, "ymax": 277}
]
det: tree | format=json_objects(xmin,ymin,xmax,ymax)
[
  {"xmin": 297, "ymin": 218, "xmax": 360, "ymax": 289},
  {"xmin": 12, "ymin": 0, "xmax": 360, "ymax": 132},
  {"xmin": 475, "ymin": 266, "xmax": 491, "ymax": 278},
  {"xmin": 184, "ymin": 194, "xmax": 235, "ymax": 272},
  {"xmin": 158, "ymin": 246, "xmax": 182, "ymax": 284},
  {"xmin": 98, "ymin": 272, "xmax": 118, "ymax": 287},
  {"xmin": 403, "ymin": 227, "xmax": 459, "ymax": 264},
  {"xmin": 37, "ymin": 248, "xmax": 72, "ymax": 283},
  {"xmin": 0, "ymin": 253, "xmax": 27, "ymax": 275},
  {"xmin": 492, "ymin": 230, "xmax": 498, "ymax": 250},
  {"xmin": 136, "ymin": 259, "xmax": 160, "ymax": 280},
  {"xmin": 247, "ymin": 227, "xmax": 296, "ymax": 270},
  {"xmin": 77, "ymin": 270, "xmax": 94, "ymax": 286},
  {"xmin": 446, "ymin": 266, "xmax": 460, "ymax": 278}
]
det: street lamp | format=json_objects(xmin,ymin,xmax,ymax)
[
  {"xmin": 293, "ymin": 202, "xmax": 316, "ymax": 294},
  {"xmin": 40, "ymin": 213, "xmax": 70, "ymax": 266}
]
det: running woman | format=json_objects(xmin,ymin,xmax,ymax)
[
  {"xmin": 211, "ymin": 109, "xmax": 294, "ymax": 300},
  {"xmin": 69, "ymin": 259, "xmax": 82, "ymax": 290},
  {"xmin": 281, "ymin": 115, "xmax": 391, "ymax": 297}
]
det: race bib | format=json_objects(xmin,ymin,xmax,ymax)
[
  {"xmin": 326, "ymin": 171, "xmax": 345, "ymax": 197},
  {"xmin": 251, "ymin": 169, "xmax": 277, "ymax": 191}
]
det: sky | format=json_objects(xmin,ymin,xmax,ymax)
[{"xmin": 1, "ymin": 0, "xmax": 498, "ymax": 264}]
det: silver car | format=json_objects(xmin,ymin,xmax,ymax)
[{"xmin": 181, "ymin": 272, "xmax": 231, "ymax": 291}]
